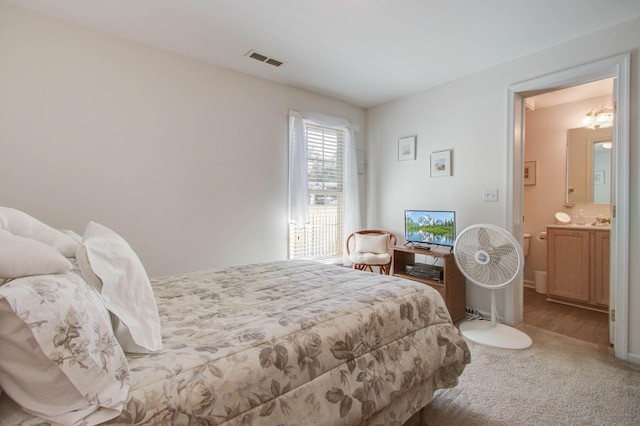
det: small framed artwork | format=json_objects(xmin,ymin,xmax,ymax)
[
  {"xmin": 398, "ymin": 136, "xmax": 416, "ymax": 161},
  {"xmin": 430, "ymin": 150, "xmax": 452, "ymax": 177},
  {"xmin": 524, "ymin": 161, "xmax": 536, "ymax": 186},
  {"xmin": 594, "ymin": 170, "xmax": 605, "ymax": 185}
]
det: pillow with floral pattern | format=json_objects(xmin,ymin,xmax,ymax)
[{"xmin": 0, "ymin": 271, "xmax": 130, "ymax": 425}]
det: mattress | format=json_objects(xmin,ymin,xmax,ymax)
[{"xmin": 0, "ymin": 259, "xmax": 470, "ymax": 425}]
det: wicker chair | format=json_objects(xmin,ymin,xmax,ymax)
[{"xmin": 346, "ymin": 230, "xmax": 397, "ymax": 274}]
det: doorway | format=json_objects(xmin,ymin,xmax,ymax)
[
  {"xmin": 521, "ymin": 80, "xmax": 612, "ymax": 347},
  {"xmin": 506, "ymin": 54, "xmax": 630, "ymax": 361}
]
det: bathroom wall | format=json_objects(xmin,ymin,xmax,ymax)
[{"xmin": 523, "ymin": 94, "xmax": 612, "ymax": 285}]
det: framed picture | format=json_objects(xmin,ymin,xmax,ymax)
[
  {"xmin": 430, "ymin": 150, "xmax": 452, "ymax": 177},
  {"xmin": 594, "ymin": 170, "xmax": 605, "ymax": 185},
  {"xmin": 524, "ymin": 161, "xmax": 536, "ymax": 186},
  {"xmin": 398, "ymin": 136, "xmax": 416, "ymax": 161}
]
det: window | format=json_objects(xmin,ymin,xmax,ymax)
[{"xmin": 289, "ymin": 123, "xmax": 345, "ymax": 262}]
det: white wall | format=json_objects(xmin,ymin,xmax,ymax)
[
  {"xmin": 367, "ymin": 17, "xmax": 640, "ymax": 359},
  {"xmin": 0, "ymin": 4, "xmax": 366, "ymax": 277}
]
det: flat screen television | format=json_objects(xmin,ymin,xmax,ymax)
[{"xmin": 404, "ymin": 210, "xmax": 456, "ymax": 248}]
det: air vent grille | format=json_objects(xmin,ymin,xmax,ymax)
[
  {"xmin": 246, "ymin": 50, "xmax": 285, "ymax": 68},
  {"xmin": 266, "ymin": 58, "xmax": 283, "ymax": 67}
]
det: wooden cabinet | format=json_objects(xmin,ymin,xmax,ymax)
[
  {"xmin": 547, "ymin": 228, "xmax": 591, "ymax": 302},
  {"xmin": 392, "ymin": 246, "xmax": 466, "ymax": 322},
  {"xmin": 547, "ymin": 226, "xmax": 609, "ymax": 310}
]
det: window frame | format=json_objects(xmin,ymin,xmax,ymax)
[{"xmin": 289, "ymin": 122, "xmax": 346, "ymax": 263}]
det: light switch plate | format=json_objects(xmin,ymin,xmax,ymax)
[{"xmin": 483, "ymin": 188, "xmax": 498, "ymax": 202}]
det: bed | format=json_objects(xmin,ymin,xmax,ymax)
[{"xmin": 0, "ymin": 209, "xmax": 470, "ymax": 425}]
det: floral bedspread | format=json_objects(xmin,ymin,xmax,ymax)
[{"xmin": 1, "ymin": 260, "xmax": 470, "ymax": 425}]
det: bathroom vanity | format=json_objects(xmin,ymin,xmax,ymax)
[{"xmin": 546, "ymin": 225, "xmax": 609, "ymax": 311}]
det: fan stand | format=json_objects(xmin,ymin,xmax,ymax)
[{"xmin": 459, "ymin": 290, "xmax": 532, "ymax": 350}]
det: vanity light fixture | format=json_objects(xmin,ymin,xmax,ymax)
[{"xmin": 581, "ymin": 106, "xmax": 613, "ymax": 129}]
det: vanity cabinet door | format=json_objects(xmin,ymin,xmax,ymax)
[
  {"xmin": 592, "ymin": 230, "xmax": 610, "ymax": 306},
  {"xmin": 547, "ymin": 229, "xmax": 591, "ymax": 302}
]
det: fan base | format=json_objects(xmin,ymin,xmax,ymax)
[{"xmin": 459, "ymin": 319, "xmax": 532, "ymax": 349}]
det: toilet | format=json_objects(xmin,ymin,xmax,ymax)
[{"xmin": 523, "ymin": 233, "xmax": 531, "ymax": 260}]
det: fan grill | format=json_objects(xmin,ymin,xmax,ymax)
[
  {"xmin": 454, "ymin": 226, "xmax": 522, "ymax": 289},
  {"xmin": 454, "ymin": 224, "xmax": 532, "ymax": 349}
]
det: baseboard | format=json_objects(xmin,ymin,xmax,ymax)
[
  {"xmin": 628, "ymin": 352, "xmax": 640, "ymax": 365},
  {"xmin": 546, "ymin": 297, "xmax": 608, "ymax": 314},
  {"xmin": 523, "ymin": 279, "xmax": 535, "ymax": 288}
]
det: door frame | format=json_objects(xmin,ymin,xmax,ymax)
[{"xmin": 506, "ymin": 53, "xmax": 630, "ymax": 360}]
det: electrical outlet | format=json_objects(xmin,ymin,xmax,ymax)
[{"xmin": 483, "ymin": 188, "xmax": 498, "ymax": 202}]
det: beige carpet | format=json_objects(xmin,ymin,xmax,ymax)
[{"xmin": 415, "ymin": 323, "xmax": 640, "ymax": 425}]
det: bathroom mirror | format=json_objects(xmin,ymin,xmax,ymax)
[{"xmin": 566, "ymin": 127, "xmax": 612, "ymax": 204}]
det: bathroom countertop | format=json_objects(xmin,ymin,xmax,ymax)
[{"xmin": 547, "ymin": 224, "xmax": 610, "ymax": 230}]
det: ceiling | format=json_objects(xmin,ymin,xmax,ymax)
[
  {"xmin": 529, "ymin": 78, "xmax": 614, "ymax": 110},
  {"xmin": 4, "ymin": 0, "xmax": 640, "ymax": 107}
]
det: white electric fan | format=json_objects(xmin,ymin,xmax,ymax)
[{"xmin": 454, "ymin": 224, "xmax": 532, "ymax": 349}]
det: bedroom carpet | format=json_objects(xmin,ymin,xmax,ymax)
[{"xmin": 408, "ymin": 323, "xmax": 640, "ymax": 426}]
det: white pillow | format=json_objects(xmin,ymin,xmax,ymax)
[
  {"xmin": 0, "ymin": 272, "xmax": 130, "ymax": 425},
  {"xmin": 0, "ymin": 229, "xmax": 72, "ymax": 280},
  {"xmin": 59, "ymin": 228, "xmax": 84, "ymax": 243},
  {"xmin": 0, "ymin": 207, "xmax": 79, "ymax": 257},
  {"xmin": 354, "ymin": 233, "xmax": 389, "ymax": 254},
  {"xmin": 76, "ymin": 221, "xmax": 162, "ymax": 353}
]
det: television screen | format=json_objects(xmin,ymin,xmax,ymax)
[{"xmin": 405, "ymin": 210, "xmax": 456, "ymax": 247}]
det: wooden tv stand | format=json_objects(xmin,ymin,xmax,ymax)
[{"xmin": 392, "ymin": 246, "xmax": 466, "ymax": 322}]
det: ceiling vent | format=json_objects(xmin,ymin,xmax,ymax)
[{"xmin": 246, "ymin": 50, "xmax": 285, "ymax": 68}]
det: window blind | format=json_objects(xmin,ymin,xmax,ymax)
[{"xmin": 289, "ymin": 123, "xmax": 345, "ymax": 262}]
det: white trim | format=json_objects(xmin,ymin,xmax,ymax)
[
  {"xmin": 505, "ymin": 90, "xmax": 525, "ymax": 326},
  {"xmin": 507, "ymin": 53, "xmax": 630, "ymax": 362},
  {"xmin": 288, "ymin": 109, "xmax": 360, "ymax": 131},
  {"xmin": 611, "ymin": 55, "xmax": 630, "ymax": 361}
]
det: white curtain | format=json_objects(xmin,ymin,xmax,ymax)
[
  {"xmin": 341, "ymin": 127, "xmax": 361, "ymax": 266},
  {"xmin": 288, "ymin": 110, "xmax": 361, "ymax": 264},
  {"xmin": 288, "ymin": 115, "xmax": 308, "ymax": 227}
]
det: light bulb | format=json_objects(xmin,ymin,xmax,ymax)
[{"xmin": 581, "ymin": 113, "xmax": 594, "ymax": 128}]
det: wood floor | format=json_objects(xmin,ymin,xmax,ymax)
[{"xmin": 522, "ymin": 287, "xmax": 610, "ymax": 347}]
